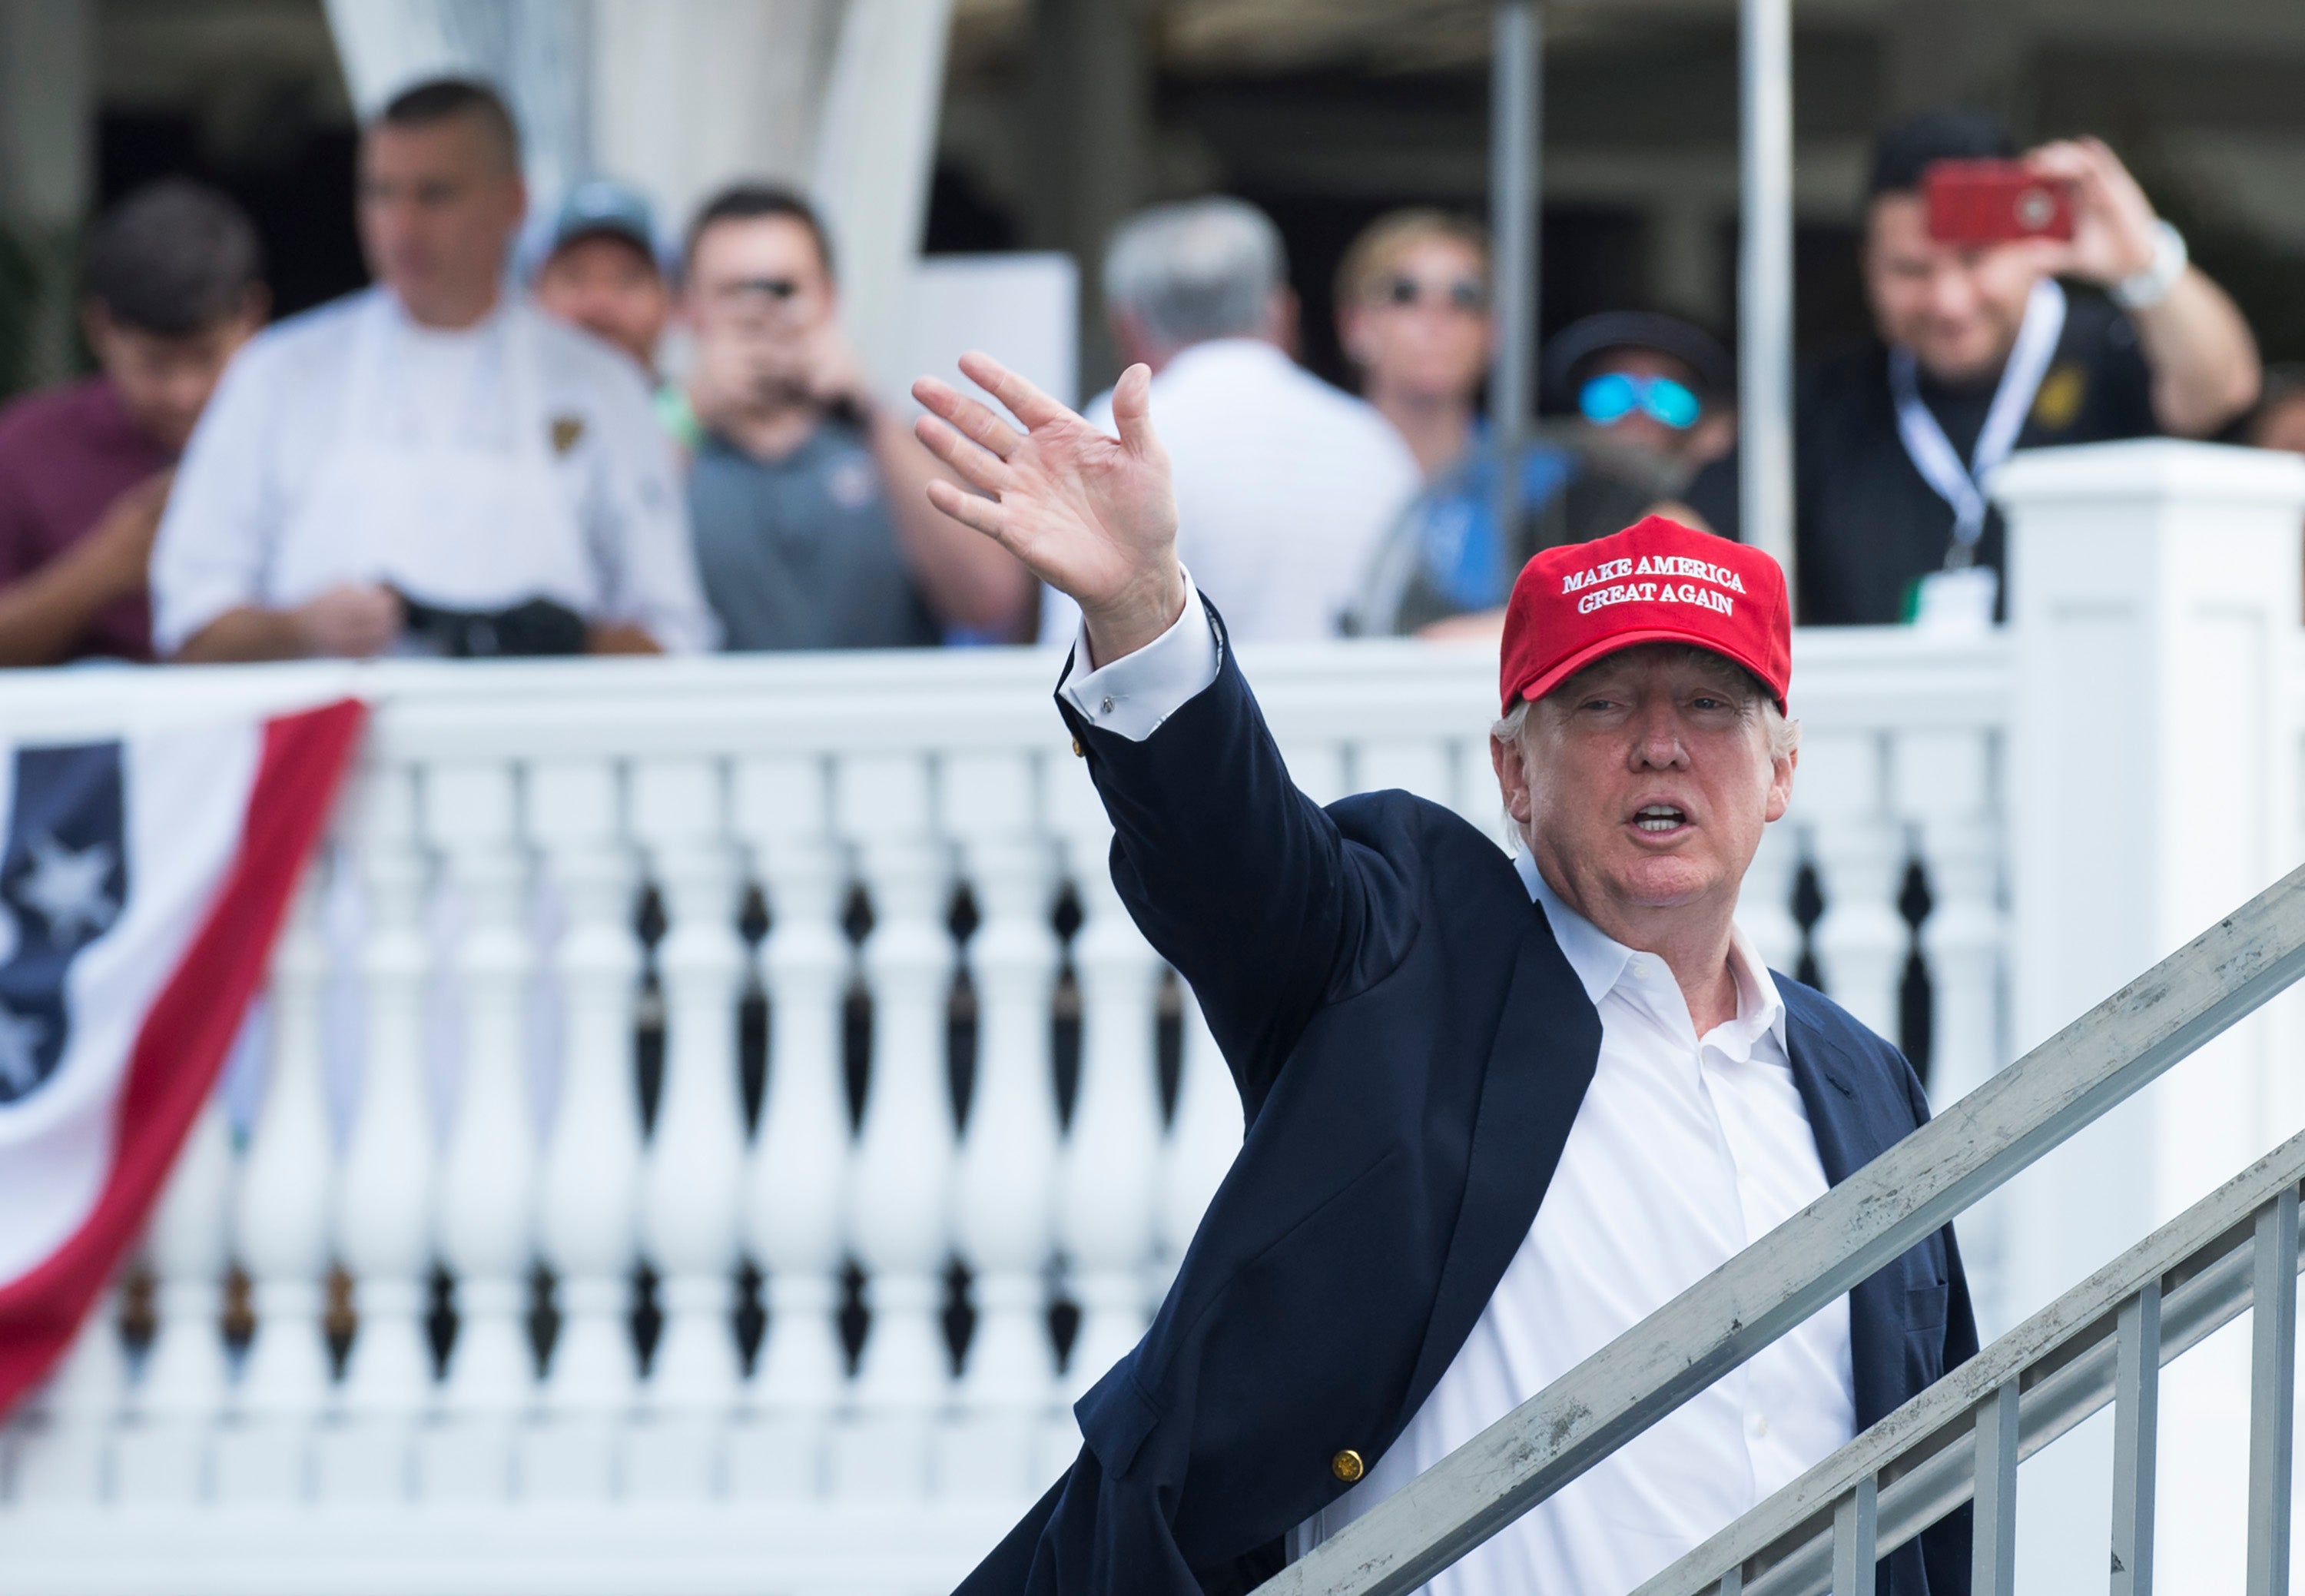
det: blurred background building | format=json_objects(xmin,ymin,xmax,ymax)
[{"xmin": 4, "ymin": 0, "xmax": 2303, "ymax": 403}]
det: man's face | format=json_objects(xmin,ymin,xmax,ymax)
[
  {"xmin": 84, "ymin": 300, "xmax": 263, "ymax": 455},
  {"xmin": 1494, "ymin": 644, "xmax": 1795, "ymax": 934},
  {"xmin": 1864, "ymin": 192, "xmax": 2045, "ymax": 385},
  {"xmin": 682, "ymin": 214, "xmax": 835, "ymax": 406},
  {"xmin": 358, "ymin": 115, "xmax": 526, "ymax": 327},
  {"xmin": 533, "ymin": 232, "xmax": 669, "ymax": 372},
  {"xmin": 1339, "ymin": 236, "xmax": 1492, "ymax": 404}
]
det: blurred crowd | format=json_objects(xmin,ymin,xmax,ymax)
[{"xmin": 0, "ymin": 82, "xmax": 2282, "ymax": 668}]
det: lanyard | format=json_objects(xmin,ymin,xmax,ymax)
[{"xmin": 1888, "ymin": 277, "xmax": 2067, "ymax": 567}]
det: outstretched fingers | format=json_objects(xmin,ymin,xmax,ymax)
[
  {"xmin": 957, "ymin": 350, "xmax": 1073, "ymax": 431},
  {"xmin": 914, "ymin": 413, "xmax": 1013, "ymax": 496},
  {"xmin": 912, "ymin": 375, "xmax": 1026, "ymax": 458},
  {"xmin": 924, "ymin": 479, "xmax": 1013, "ymax": 545}
]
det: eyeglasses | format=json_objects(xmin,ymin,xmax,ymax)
[
  {"xmin": 1378, "ymin": 274, "xmax": 1488, "ymax": 314},
  {"xmin": 1578, "ymin": 371, "xmax": 1702, "ymax": 430}
]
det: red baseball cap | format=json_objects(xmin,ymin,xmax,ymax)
[{"xmin": 1498, "ymin": 515, "xmax": 1790, "ymax": 716}]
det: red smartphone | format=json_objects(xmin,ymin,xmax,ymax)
[{"xmin": 1924, "ymin": 160, "xmax": 2075, "ymax": 244}]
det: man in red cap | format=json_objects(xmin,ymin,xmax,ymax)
[{"xmin": 913, "ymin": 353, "xmax": 1974, "ymax": 1596}]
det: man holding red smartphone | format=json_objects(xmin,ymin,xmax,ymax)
[{"xmin": 1739, "ymin": 109, "xmax": 2260, "ymax": 629}]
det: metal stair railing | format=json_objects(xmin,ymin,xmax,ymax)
[
  {"xmin": 1261, "ymin": 862, "xmax": 2305, "ymax": 1596},
  {"xmin": 1635, "ymin": 1127, "xmax": 2302, "ymax": 1596}
]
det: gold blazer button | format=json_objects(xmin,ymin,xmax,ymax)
[
  {"xmin": 1331, "ymin": 1449, "xmax": 1365, "ymax": 1484},
  {"xmin": 1072, "ymin": 738, "xmax": 1085, "ymax": 758}
]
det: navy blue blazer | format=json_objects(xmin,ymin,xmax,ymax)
[{"xmin": 960, "ymin": 612, "xmax": 1977, "ymax": 1596}]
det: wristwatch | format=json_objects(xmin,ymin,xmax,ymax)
[{"xmin": 2111, "ymin": 220, "xmax": 2187, "ymax": 310}]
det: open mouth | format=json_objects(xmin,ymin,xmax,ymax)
[{"xmin": 1633, "ymin": 804, "xmax": 1690, "ymax": 834}]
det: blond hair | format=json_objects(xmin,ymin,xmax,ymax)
[{"xmin": 1334, "ymin": 208, "xmax": 1490, "ymax": 314}]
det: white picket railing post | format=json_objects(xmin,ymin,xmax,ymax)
[
  {"xmin": 834, "ymin": 752, "xmax": 959, "ymax": 1495},
  {"xmin": 426, "ymin": 759, "xmax": 540, "ymax": 1501},
  {"xmin": 327, "ymin": 757, "xmax": 436, "ymax": 1503},
  {"xmin": 732, "ymin": 752, "xmax": 853, "ymax": 1498},
  {"xmin": 946, "ymin": 748, "xmax": 1065, "ymax": 1497},
  {"xmin": 527, "ymin": 755, "xmax": 645, "ymax": 1500},
  {"xmin": 217, "ymin": 868, "xmax": 334, "ymax": 1504},
  {"xmin": 116, "ymin": 1090, "xmax": 234, "ymax": 1503},
  {"xmin": 1048, "ymin": 758, "xmax": 1163, "ymax": 1405},
  {"xmin": 1799, "ymin": 731, "xmax": 1908, "ymax": 1041},
  {"xmin": 628, "ymin": 756, "xmax": 748, "ymax": 1498}
]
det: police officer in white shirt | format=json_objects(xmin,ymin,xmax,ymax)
[
  {"xmin": 151, "ymin": 78, "xmax": 715, "ymax": 662},
  {"xmin": 1039, "ymin": 197, "xmax": 1420, "ymax": 646}
]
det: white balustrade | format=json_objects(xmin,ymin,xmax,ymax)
[
  {"xmin": 1797, "ymin": 729, "xmax": 1910, "ymax": 1042},
  {"xmin": 327, "ymin": 758, "xmax": 434, "ymax": 1501},
  {"xmin": 426, "ymin": 760, "xmax": 539, "ymax": 1500},
  {"xmin": 734, "ymin": 753, "xmax": 852, "ymax": 1497},
  {"xmin": 629, "ymin": 756, "xmax": 748, "ymax": 1495},
  {"xmin": 117, "ymin": 1091, "xmax": 233, "ymax": 1502},
  {"xmin": 946, "ymin": 749, "xmax": 1065, "ymax": 1496},
  {"xmin": 836, "ymin": 752, "xmax": 959, "ymax": 1494},
  {"xmin": 219, "ymin": 871, "xmax": 334, "ymax": 1503},
  {"xmin": 528, "ymin": 755, "xmax": 644, "ymax": 1500},
  {"xmin": 1048, "ymin": 758, "xmax": 1165, "ymax": 1405}
]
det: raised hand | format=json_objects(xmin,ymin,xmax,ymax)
[{"xmin": 912, "ymin": 350, "xmax": 1184, "ymax": 666}]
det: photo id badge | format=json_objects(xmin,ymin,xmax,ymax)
[{"xmin": 1912, "ymin": 565, "xmax": 1998, "ymax": 635}]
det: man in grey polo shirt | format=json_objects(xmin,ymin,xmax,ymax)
[{"xmin": 678, "ymin": 184, "xmax": 1033, "ymax": 650}]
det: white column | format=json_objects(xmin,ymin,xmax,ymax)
[
  {"xmin": 1995, "ymin": 441, "xmax": 2305, "ymax": 1591},
  {"xmin": 1797, "ymin": 732, "xmax": 1908, "ymax": 1042},
  {"xmin": 326, "ymin": 762, "xmax": 436, "ymax": 1503},
  {"xmin": 731, "ymin": 755, "xmax": 853, "ymax": 1498},
  {"xmin": 1049, "ymin": 766, "xmax": 1162, "ymax": 1405},
  {"xmin": 217, "ymin": 871, "xmax": 335, "ymax": 1505},
  {"xmin": 630, "ymin": 757, "xmax": 748, "ymax": 1498},
  {"xmin": 527, "ymin": 757, "xmax": 645, "ymax": 1501},
  {"xmin": 426, "ymin": 760, "xmax": 539, "ymax": 1501},
  {"xmin": 831, "ymin": 753, "xmax": 957, "ymax": 1495},
  {"xmin": 944, "ymin": 750, "xmax": 1063, "ymax": 1498},
  {"xmin": 115, "ymin": 1093, "xmax": 234, "ymax": 1502}
]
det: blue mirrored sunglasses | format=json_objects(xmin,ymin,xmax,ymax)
[{"xmin": 1578, "ymin": 372, "xmax": 1702, "ymax": 430}]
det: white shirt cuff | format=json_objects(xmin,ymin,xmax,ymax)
[{"xmin": 1057, "ymin": 573, "xmax": 1221, "ymax": 742}]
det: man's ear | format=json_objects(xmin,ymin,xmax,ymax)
[
  {"xmin": 1490, "ymin": 732, "xmax": 1534, "ymax": 826},
  {"xmin": 1763, "ymin": 726, "xmax": 1799, "ymax": 824}
]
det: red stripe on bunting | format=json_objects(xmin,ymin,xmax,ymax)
[{"xmin": 0, "ymin": 698, "xmax": 366, "ymax": 1417}]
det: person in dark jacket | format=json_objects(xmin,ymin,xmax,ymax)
[{"xmin": 910, "ymin": 350, "xmax": 1976, "ymax": 1595}]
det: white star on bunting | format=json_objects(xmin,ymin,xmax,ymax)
[{"xmin": 15, "ymin": 834, "xmax": 119, "ymax": 946}]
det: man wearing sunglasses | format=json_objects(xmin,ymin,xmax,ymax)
[{"xmin": 678, "ymin": 184, "xmax": 1033, "ymax": 650}]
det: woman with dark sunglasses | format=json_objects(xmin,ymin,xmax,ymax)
[{"xmin": 1337, "ymin": 211, "xmax": 1736, "ymax": 639}]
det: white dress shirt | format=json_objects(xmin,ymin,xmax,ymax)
[
  {"xmin": 152, "ymin": 289, "xmax": 715, "ymax": 655},
  {"xmin": 1062, "ymin": 596, "xmax": 1856, "ymax": 1595},
  {"xmin": 1040, "ymin": 339, "xmax": 1419, "ymax": 645}
]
